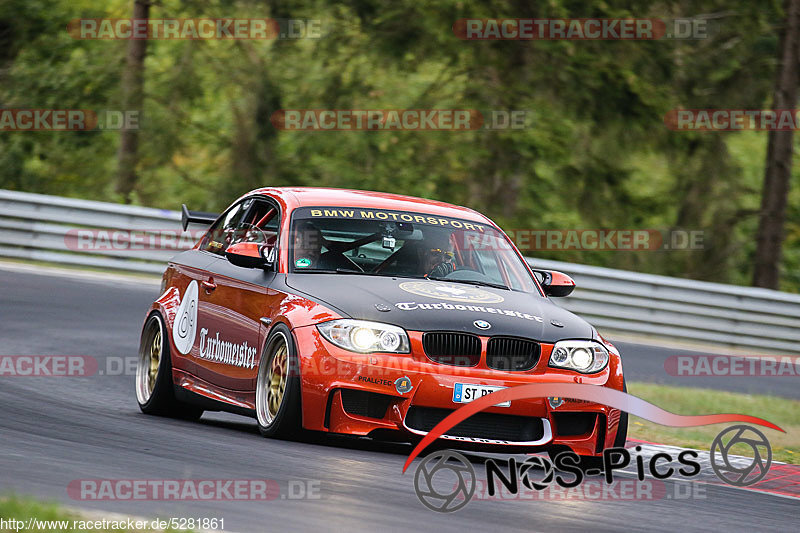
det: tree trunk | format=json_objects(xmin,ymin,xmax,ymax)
[
  {"xmin": 116, "ymin": 0, "xmax": 150, "ymax": 204},
  {"xmin": 753, "ymin": 0, "xmax": 800, "ymax": 289}
]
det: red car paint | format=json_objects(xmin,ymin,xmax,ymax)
[{"xmin": 143, "ymin": 187, "xmax": 625, "ymax": 455}]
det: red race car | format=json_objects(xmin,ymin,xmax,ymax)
[{"xmin": 136, "ymin": 187, "xmax": 626, "ymax": 463}]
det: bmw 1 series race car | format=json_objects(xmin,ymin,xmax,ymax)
[{"xmin": 136, "ymin": 187, "xmax": 627, "ymax": 463}]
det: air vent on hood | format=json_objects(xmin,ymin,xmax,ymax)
[{"xmin": 422, "ymin": 332, "xmax": 481, "ymax": 366}]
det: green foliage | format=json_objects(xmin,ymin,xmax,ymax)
[{"xmin": 0, "ymin": 0, "xmax": 796, "ymax": 289}]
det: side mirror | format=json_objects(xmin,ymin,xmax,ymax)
[
  {"xmin": 532, "ymin": 269, "xmax": 575, "ymax": 297},
  {"xmin": 224, "ymin": 242, "xmax": 275, "ymax": 269}
]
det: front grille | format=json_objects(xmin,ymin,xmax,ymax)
[
  {"xmin": 340, "ymin": 389, "xmax": 394, "ymax": 419},
  {"xmin": 422, "ymin": 332, "xmax": 481, "ymax": 367},
  {"xmin": 486, "ymin": 337, "xmax": 540, "ymax": 371},
  {"xmin": 405, "ymin": 406, "xmax": 545, "ymax": 442},
  {"xmin": 552, "ymin": 412, "xmax": 597, "ymax": 437}
]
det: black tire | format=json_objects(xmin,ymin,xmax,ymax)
[
  {"xmin": 135, "ymin": 313, "xmax": 203, "ymax": 420},
  {"xmin": 255, "ymin": 324, "xmax": 303, "ymax": 439}
]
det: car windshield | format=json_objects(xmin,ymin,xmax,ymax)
[{"xmin": 289, "ymin": 206, "xmax": 538, "ymax": 293}]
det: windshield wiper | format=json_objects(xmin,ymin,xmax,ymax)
[{"xmin": 427, "ymin": 277, "xmax": 509, "ymax": 291}]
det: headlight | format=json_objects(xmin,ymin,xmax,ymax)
[
  {"xmin": 549, "ymin": 340, "xmax": 609, "ymax": 373},
  {"xmin": 317, "ymin": 319, "xmax": 410, "ymax": 354}
]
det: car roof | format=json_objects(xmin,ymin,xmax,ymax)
[{"xmin": 247, "ymin": 187, "xmax": 492, "ymax": 224}]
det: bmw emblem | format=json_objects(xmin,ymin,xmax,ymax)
[
  {"xmin": 473, "ymin": 320, "xmax": 491, "ymax": 330},
  {"xmin": 395, "ymin": 376, "xmax": 413, "ymax": 394}
]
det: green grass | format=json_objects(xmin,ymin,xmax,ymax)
[
  {"xmin": 0, "ymin": 494, "xmax": 190, "ymax": 532},
  {"xmin": 628, "ymin": 382, "xmax": 800, "ymax": 464},
  {"xmin": 0, "ymin": 495, "xmax": 83, "ymax": 532}
]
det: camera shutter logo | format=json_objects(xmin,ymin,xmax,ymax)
[
  {"xmin": 414, "ymin": 451, "xmax": 475, "ymax": 513},
  {"xmin": 519, "ymin": 456, "xmax": 555, "ymax": 491},
  {"xmin": 710, "ymin": 425, "xmax": 772, "ymax": 487}
]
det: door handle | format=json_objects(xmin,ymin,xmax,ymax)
[{"xmin": 201, "ymin": 278, "xmax": 217, "ymax": 292}]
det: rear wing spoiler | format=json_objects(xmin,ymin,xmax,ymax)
[{"xmin": 181, "ymin": 204, "xmax": 219, "ymax": 231}]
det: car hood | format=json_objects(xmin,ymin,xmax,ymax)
[{"xmin": 284, "ymin": 274, "xmax": 594, "ymax": 342}]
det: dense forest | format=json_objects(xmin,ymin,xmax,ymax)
[{"xmin": 2, "ymin": 0, "xmax": 799, "ymax": 291}]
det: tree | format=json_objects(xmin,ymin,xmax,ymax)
[
  {"xmin": 753, "ymin": 0, "xmax": 800, "ymax": 289},
  {"xmin": 116, "ymin": 0, "xmax": 150, "ymax": 203}
]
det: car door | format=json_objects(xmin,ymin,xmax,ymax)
[
  {"xmin": 164, "ymin": 245, "xmax": 223, "ymax": 378},
  {"xmin": 192, "ymin": 196, "xmax": 283, "ymax": 393}
]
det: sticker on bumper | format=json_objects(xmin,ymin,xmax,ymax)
[{"xmin": 396, "ymin": 376, "xmax": 413, "ymax": 394}]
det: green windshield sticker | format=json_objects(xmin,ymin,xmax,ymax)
[{"xmin": 295, "ymin": 258, "xmax": 312, "ymax": 268}]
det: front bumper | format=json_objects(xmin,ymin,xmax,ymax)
[{"xmin": 294, "ymin": 324, "xmax": 625, "ymax": 456}]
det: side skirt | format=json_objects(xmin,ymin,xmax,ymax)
[{"xmin": 174, "ymin": 385, "xmax": 256, "ymax": 418}]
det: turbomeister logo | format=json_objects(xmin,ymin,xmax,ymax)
[{"xmin": 172, "ymin": 280, "xmax": 198, "ymax": 354}]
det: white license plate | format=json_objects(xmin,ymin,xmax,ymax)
[{"xmin": 452, "ymin": 383, "xmax": 510, "ymax": 407}]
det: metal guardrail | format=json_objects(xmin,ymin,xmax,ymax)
[
  {"xmin": 529, "ymin": 258, "xmax": 800, "ymax": 354},
  {"xmin": 0, "ymin": 189, "xmax": 183, "ymax": 274},
  {"xmin": 2, "ymin": 188, "xmax": 799, "ymax": 353}
]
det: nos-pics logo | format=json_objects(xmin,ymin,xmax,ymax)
[{"xmin": 413, "ymin": 425, "xmax": 772, "ymax": 512}]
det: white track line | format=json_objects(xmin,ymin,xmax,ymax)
[{"xmin": 0, "ymin": 259, "xmax": 160, "ymax": 286}]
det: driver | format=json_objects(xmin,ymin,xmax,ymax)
[
  {"xmin": 382, "ymin": 230, "xmax": 456, "ymax": 277},
  {"xmin": 293, "ymin": 221, "xmax": 360, "ymax": 271},
  {"xmin": 421, "ymin": 231, "xmax": 456, "ymax": 278},
  {"xmin": 293, "ymin": 221, "xmax": 323, "ymax": 267}
]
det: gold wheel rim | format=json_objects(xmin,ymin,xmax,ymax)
[
  {"xmin": 266, "ymin": 343, "xmax": 288, "ymax": 421},
  {"xmin": 136, "ymin": 316, "xmax": 162, "ymax": 405},
  {"xmin": 148, "ymin": 328, "xmax": 161, "ymax": 393}
]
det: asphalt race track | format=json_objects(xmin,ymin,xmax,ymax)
[{"xmin": 0, "ymin": 264, "xmax": 796, "ymax": 532}]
